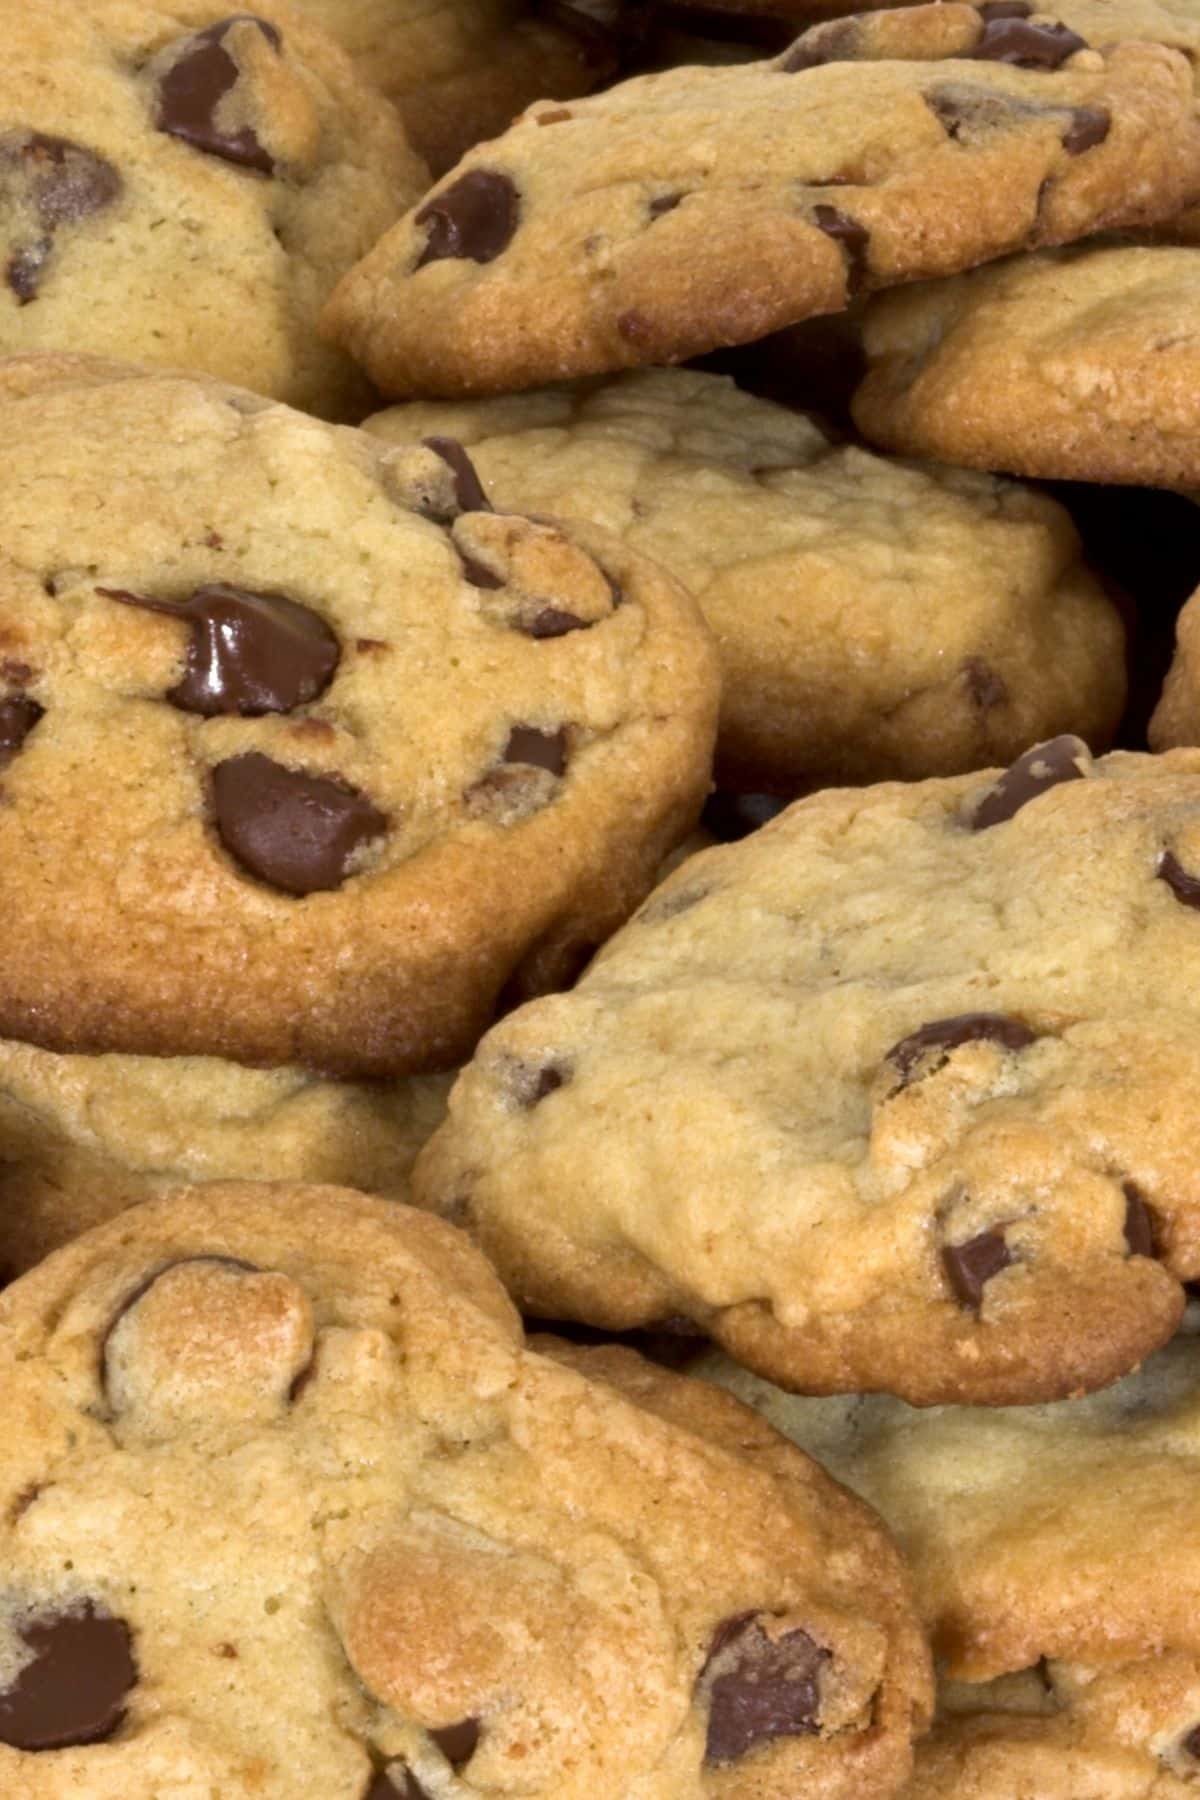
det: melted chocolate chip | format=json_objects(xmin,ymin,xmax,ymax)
[
  {"xmin": 212, "ymin": 753, "xmax": 387, "ymax": 895},
  {"xmin": 1158, "ymin": 849, "xmax": 1200, "ymax": 909},
  {"xmin": 157, "ymin": 17, "xmax": 281, "ymax": 173},
  {"xmin": 887, "ymin": 1013, "xmax": 1036, "ymax": 1085},
  {"xmin": 1, "ymin": 133, "xmax": 121, "ymax": 302},
  {"xmin": 0, "ymin": 1603, "xmax": 136, "ymax": 1750},
  {"xmin": 458, "ymin": 547, "xmax": 504, "ymax": 590},
  {"xmin": 970, "ymin": 735, "xmax": 1088, "ymax": 830},
  {"xmin": 1182, "ymin": 1724, "xmax": 1200, "ymax": 1760},
  {"xmin": 702, "ymin": 1614, "xmax": 826, "ymax": 1764},
  {"xmin": 512, "ymin": 1062, "xmax": 567, "ymax": 1107},
  {"xmin": 1123, "ymin": 1182, "xmax": 1157, "ymax": 1257},
  {"xmin": 943, "ymin": 1228, "xmax": 1013, "ymax": 1309},
  {"xmin": 504, "ymin": 725, "xmax": 567, "ymax": 775},
  {"xmin": 973, "ymin": 14, "xmax": 1086, "ymax": 66},
  {"xmin": 964, "ymin": 659, "xmax": 1008, "ymax": 710},
  {"xmin": 430, "ymin": 1718, "xmax": 480, "ymax": 1766},
  {"xmin": 422, "ymin": 437, "xmax": 490, "ymax": 515},
  {"xmin": 100, "ymin": 584, "xmax": 339, "ymax": 716},
  {"xmin": 529, "ymin": 607, "xmax": 586, "ymax": 638},
  {"xmin": 649, "ymin": 192, "xmax": 683, "ymax": 218},
  {"xmin": 812, "ymin": 204, "xmax": 869, "ymax": 293},
  {"xmin": 0, "ymin": 694, "xmax": 43, "ymax": 768},
  {"xmin": 415, "ymin": 171, "xmax": 520, "ymax": 268},
  {"xmin": 1062, "ymin": 106, "xmax": 1109, "ymax": 153}
]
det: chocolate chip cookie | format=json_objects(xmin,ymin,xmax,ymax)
[
  {"xmin": 322, "ymin": 9, "xmax": 1200, "ymax": 398},
  {"xmin": 368, "ymin": 367, "xmax": 1126, "ymax": 791},
  {"xmin": 853, "ymin": 241, "xmax": 1200, "ymax": 486},
  {"xmin": 0, "ymin": 1, "xmax": 425, "ymax": 419},
  {"xmin": 0, "ymin": 1181, "xmax": 932, "ymax": 1797},
  {"xmin": 415, "ymin": 738, "xmax": 1200, "ymax": 1405},
  {"xmin": 0, "ymin": 354, "xmax": 718, "ymax": 1075},
  {"xmin": 697, "ymin": 1330, "xmax": 1200, "ymax": 1794},
  {"xmin": 287, "ymin": 0, "xmax": 628, "ymax": 176},
  {"xmin": 0, "ymin": 1036, "xmax": 452, "ymax": 1278}
]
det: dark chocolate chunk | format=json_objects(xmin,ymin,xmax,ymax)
[
  {"xmin": 422, "ymin": 437, "xmax": 491, "ymax": 515},
  {"xmin": 1061, "ymin": 106, "xmax": 1109, "ymax": 153},
  {"xmin": 212, "ymin": 752, "xmax": 387, "ymax": 895},
  {"xmin": 0, "ymin": 694, "xmax": 43, "ymax": 768},
  {"xmin": 458, "ymin": 547, "xmax": 504, "ymax": 590},
  {"xmin": 649, "ymin": 191, "xmax": 683, "ymax": 218},
  {"xmin": 100, "ymin": 583, "xmax": 338, "ymax": 716},
  {"xmin": 943, "ymin": 1228, "xmax": 1013, "ymax": 1309},
  {"xmin": 528, "ymin": 607, "xmax": 587, "ymax": 638},
  {"xmin": 1182, "ymin": 1725, "xmax": 1200, "ymax": 1760},
  {"xmin": 1122, "ymin": 1182, "xmax": 1156, "ymax": 1258},
  {"xmin": 887, "ymin": 1013, "xmax": 1036, "ymax": 1085},
  {"xmin": 970, "ymin": 735, "xmax": 1088, "ymax": 830},
  {"xmin": 1, "ymin": 133, "xmax": 121, "ymax": 302},
  {"xmin": 1159, "ymin": 849, "xmax": 1200, "ymax": 910},
  {"xmin": 504, "ymin": 725, "xmax": 567, "ymax": 775},
  {"xmin": 415, "ymin": 171, "xmax": 520, "ymax": 268},
  {"xmin": 973, "ymin": 14, "xmax": 1086, "ymax": 66},
  {"xmin": 0, "ymin": 1603, "xmax": 136, "ymax": 1750},
  {"xmin": 430, "ymin": 1718, "xmax": 480, "ymax": 1766},
  {"xmin": 701, "ymin": 1614, "xmax": 826, "ymax": 1764},
  {"xmin": 156, "ymin": 17, "xmax": 281, "ymax": 174},
  {"xmin": 812, "ymin": 204, "xmax": 869, "ymax": 293}
]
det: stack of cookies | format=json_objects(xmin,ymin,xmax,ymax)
[{"xmin": 1, "ymin": 1, "xmax": 1199, "ymax": 1795}]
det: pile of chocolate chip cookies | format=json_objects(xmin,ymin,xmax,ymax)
[{"xmin": 1, "ymin": 1, "xmax": 1199, "ymax": 1795}]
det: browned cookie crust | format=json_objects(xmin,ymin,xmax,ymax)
[
  {"xmin": 416, "ymin": 740, "xmax": 1200, "ymax": 1406},
  {"xmin": 0, "ymin": 1182, "xmax": 932, "ymax": 1797},
  {"xmin": 0, "ymin": 0, "xmax": 425, "ymax": 420},
  {"xmin": 0, "ymin": 354, "xmax": 718, "ymax": 1075},
  {"xmin": 322, "ymin": 9, "xmax": 1200, "ymax": 399}
]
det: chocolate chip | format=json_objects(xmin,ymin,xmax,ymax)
[
  {"xmin": 1, "ymin": 133, "xmax": 121, "ymax": 302},
  {"xmin": 964, "ymin": 659, "xmax": 1008, "ymax": 710},
  {"xmin": 649, "ymin": 192, "xmax": 683, "ymax": 217},
  {"xmin": 702, "ymin": 792, "xmax": 787, "ymax": 842},
  {"xmin": 887, "ymin": 1013, "xmax": 1036, "ymax": 1085},
  {"xmin": 925, "ymin": 83, "xmax": 1044, "ymax": 140},
  {"xmin": 100, "ymin": 584, "xmax": 339, "ymax": 717},
  {"xmin": 943, "ymin": 1228, "xmax": 1013, "ymax": 1309},
  {"xmin": 779, "ymin": 20, "xmax": 859, "ymax": 71},
  {"xmin": 422, "ymin": 437, "xmax": 490, "ymax": 515},
  {"xmin": 508, "ymin": 1059, "xmax": 569, "ymax": 1107},
  {"xmin": 430, "ymin": 1719, "xmax": 480, "ymax": 1766},
  {"xmin": 212, "ymin": 753, "xmax": 387, "ymax": 895},
  {"xmin": 970, "ymin": 735, "xmax": 1089, "ymax": 830},
  {"xmin": 529, "ymin": 607, "xmax": 586, "ymax": 638},
  {"xmin": 1182, "ymin": 1725, "xmax": 1200, "ymax": 1760},
  {"xmin": 504, "ymin": 725, "xmax": 567, "ymax": 775},
  {"xmin": 458, "ymin": 547, "xmax": 504, "ymax": 590},
  {"xmin": 0, "ymin": 694, "xmax": 43, "ymax": 769},
  {"xmin": 415, "ymin": 171, "xmax": 520, "ymax": 268},
  {"xmin": 1158, "ymin": 849, "xmax": 1200, "ymax": 909},
  {"xmin": 1123, "ymin": 1182, "xmax": 1157, "ymax": 1257},
  {"xmin": 0, "ymin": 1603, "xmax": 136, "ymax": 1750},
  {"xmin": 812, "ymin": 204, "xmax": 869, "ymax": 293},
  {"xmin": 157, "ymin": 17, "xmax": 281, "ymax": 172},
  {"xmin": 1061, "ymin": 106, "xmax": 1109, "ymax": 153},
  {"xmin": 701, "ymin": 1614, "xmax": 826, "ymax": 1764},
  {"xmin": 973, "ymin": 14, "xmax": 1086, "ymax": 66}
]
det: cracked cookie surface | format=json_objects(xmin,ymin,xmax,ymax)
[
  {"xmin": 0, "ymin": 354, "xmax": 718, "ymax": 1075},
  {"xmin": 322, "ymin": 8, "xmax": 1200, "ymax": 398},
  {"xmin": 0, "ymin": 0, "xmax": 425, "ymax": 419},
  {"xmin": 854, "ymin": 240, "xmax": 1200, "ymax": 485},
  {"xmin": 369, "ymin": 367, "xmax": 1126, "ymax": 791},
  {"xmin": 416, "ymin": 739, "xmax": 1200, "ymax": 1404},
  {"xmin": 0, "ymin": 1182, "xmax": 931, "ymax": 1798},
  {"xmin": 697, "ymin": 1331, "xmax": 1200, "ymax": 1794}
]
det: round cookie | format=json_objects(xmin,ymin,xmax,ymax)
[
  {"xmin": 694, "ymin": 1332, "xmax": 1200, "ymax": 1794},
  {"xmin": 0, "ymin": 0, "xmax": 425, "ymax": 419},
  {"xmin": 853, "ymin": 241, "xmax": 1200, "ymax": 487},
  {"xmin": 415, "ymin": 738, "xmax": 1200, "ymax": 1407},
  {"xmin": 0, "ymin": 1037, "xmax": 452, "ymax": 1278},
  {"xmin": 0, "ymin": 354, "xmax": 718, "ymax": 1075},
  {"xmin": 321, "ymin": 10, "xmax": 1200, "ymax": 399},
  {"xmin": 0, "ymin": 1181, "xmax": 932, "ymax": 1798},
  {"xmin": 368, "ymin": 367, "xmax": 1126, "ymax": 791},
  {"xmin": 286, "ymin": 0, "xmax": 630, "ymax": 176}
]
